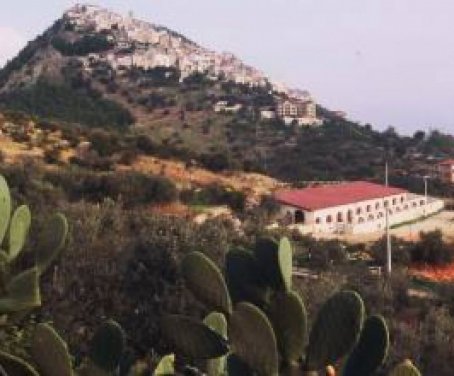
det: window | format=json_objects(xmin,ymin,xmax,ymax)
[
  {"xmin": 401, "ymin": 196, "xmax": 405, "ymax": 203},
  {"xmin": 358, "ymin": 217, "xmax": 365, "ymax": 223},
  {"xmin": 420, "ymin": 200, "xmax": 425, "ymax": 206},
  {"xmin": 337, "ymin": 212, "xmax": 343, "ymax": 222},
  {"xmin": 315, "ymin": 217, "xmax": 321, "ymax": 224},
  {"xmin": 366, "ymin": 205, "xmax": 372, "ymax": 212},
  {"xmin": 368, "ymin": 214, "xmax": 374, "ymax": 221},
  {"xmin": 326, "ymin": 215, "xmax": 333, "ymax": 223},
  {"xmin": 392, "ymin": 198, "xmax": 397, "ymax": 205},
  {"xmin": 356, "ymin": 207, "xmax": 362, "ymax": 215},
  {"xmin": 384, "ymin": 200, "xmax": 389, "ymax": 207},
  {"xmin": 375, "ymin": 202, "xmax": 380, "ymax": 209}
]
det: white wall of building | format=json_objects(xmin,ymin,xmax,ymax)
[{"xmin": 279, "ymin": 193, "xmax": 445, "ymax": 235}]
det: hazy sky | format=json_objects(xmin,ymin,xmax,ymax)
[{"xmin": 1, "ymin": 0, "xmax": 453, "ymax": 134}]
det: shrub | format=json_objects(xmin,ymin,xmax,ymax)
[{"xmin": 411, "ymin": 230, "xmax": 454, "ymax": 266}]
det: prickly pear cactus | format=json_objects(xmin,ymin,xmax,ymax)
[
  {"xmin": 226, "ymin": 354, "xmax": 254, "ymax": 376},
  {"xmin": 0, "ymin": 267, "xmax": 41, "ymax": 313},
  {"xmin": 343, "ymin": 315, "xmax": 389, "ymax": 376},
  {"xmin": 36, "ymin": 213, "xmax": 68, "ymax": 275},
  {"xmin": 161, "ymin": 315, "xmax": 229, "ymax": 360},
  {"xmin": 225, "ymin": 248, "xmax": 269, "ymax": 307},
  {"xmin": 305, "ymin": 290, "xmax": 364, "ymax": 371},
  {"xmin": 0, "ymin": 175, "xmax": 12, "ymax": 245},
  {"xmin": 389, "ymin": 360, "xmax": 422, "ymax": 376},
  {"xmin": 229, "ymin": 302, "xmax": 279, "ymax": 376},
  {"xmin": 154, "ymin": 354, "xmax": 175, "ymax": 376},
  {"xmin": 31, "ymin": 323, "xmax": 73, "ymax": 376},
  {"xmin": 0, "ymin": 350, "xmax": 39, "ymax": 376},
  {"xmin": 8, "ymin": 205, "xmax": 31, "ymax": 261},
  {"xmin": 254, "ymin": 236, "xmax": 292, "ymax": 292},
  {"xmin": 89, "ymin": 320, "xmax": 125, "ymax": 373},
  {"xmin": 268, "ymin": 290, "xmax": 307, "ymax": 364},
  {"xmin": 204, "ymin": 312, "xmax": 228, "ymax": 376},
  {"xmin": 181, "ymin": 252, "xmax": 232, "ymax": 315}
]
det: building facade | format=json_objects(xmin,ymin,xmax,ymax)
[
  {"xmin": 438, "ymin": 159, "xmax": 454, "ymax": 184},
  {"xmin": 275, "ymin": 181, "xmax": 444, "ymax": 235},
  {"xmin": 276, "ymin": 99, "xmax": 321, "ymax": 126}
]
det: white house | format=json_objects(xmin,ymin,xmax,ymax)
[{"xmin": 275, "ymin": 181, "xmax": 444, "ymax": 235}]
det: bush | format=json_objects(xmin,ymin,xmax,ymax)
[
  {"xmin": 51, "ymin": 35, "xmax": 113, "ymax": 56},
  {"xmin": 411, "ymin": 230, "xmax": 454, "ymax": 266},
  {"xmin": 0, "ymin": 80, "xmax": 134, "ymax": 129}
]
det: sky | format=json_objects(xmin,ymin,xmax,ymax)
[{"xmin": 0, "ymin": 0, "xmax": 453, "ymax": 135}]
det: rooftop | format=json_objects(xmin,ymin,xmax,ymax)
[
  {"xmin": 275, "ymin": 181, "xmax": 407, "ymax": 211},
  {"xmin": 439, "ymin": 159, "xmax": 454, "ymax": 166}
]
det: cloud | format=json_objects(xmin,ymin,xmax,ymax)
[{"xmin": 0, "ymin": 26, "xmax": 27, "ymax": 68}]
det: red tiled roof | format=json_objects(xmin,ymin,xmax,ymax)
[
  {"xmin": 439, "ymin": 159, "xmax": 454, "ymax": 166},
  {"xmin": 275, "ymin": 181, "xmax": 407, "ymax": 211}
]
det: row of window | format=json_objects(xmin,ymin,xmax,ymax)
[{"xmin": 315, "ymin": 199, "xmax": 426, "ymax": 225}]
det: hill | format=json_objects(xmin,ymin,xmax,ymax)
[{"xmin": 0, "ymin": 4, "xmax": 453, "ymax": 186}]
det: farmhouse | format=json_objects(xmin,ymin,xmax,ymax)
[{"xmin": 275, "ymin": 181, "xmax": 444, "ymax": 235}]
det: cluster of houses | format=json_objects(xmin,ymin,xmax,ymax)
[
  {"xmin": 64, "ymin": 4, "xmax": 268, "ymax": 85},
  {"xmin": 438, "ymin": 159, "xmax": 454, "ymax": 184},
  {"xmin": 214, "ymin": 95, "xmax": 323, "ymax": 127}
]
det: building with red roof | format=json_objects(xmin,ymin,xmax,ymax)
[
  {"xmin": 274, "ymin": 181, "xmax": 444, "ymax": 235},
  {"xmin": 438, "ymin": 159, "xmax": 454, "ymax": 184}
]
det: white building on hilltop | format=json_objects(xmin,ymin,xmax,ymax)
[{"xmin": 275, "ymin": 181, "xmax": 444, "ymax": 235}]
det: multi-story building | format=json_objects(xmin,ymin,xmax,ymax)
[
  {"xmin": 438, "ymin": 159, "xmax": 454, "ymax": 184},
  {"xmin": 275, "ymin": 181, "xmax": 444, "ymax": 235},
  {"xmin": 276, "ymin": 99, "xmax": 321, "ymax": 126}
]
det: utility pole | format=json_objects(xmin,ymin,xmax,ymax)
[{"xmin": 423, "ymin": 175, "xmax": 429, "ymax": 218}]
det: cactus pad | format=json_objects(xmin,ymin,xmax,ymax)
[
  {"xmin": 389, "ymin": 360, "xmax": 422, "ymax": 376},
  {"xmin": 36, "ymin": 213, "xmax": 68, "ymax": 274},
  {"xmin": 8, "ymin": 205, "xmax": 31, "ymax": 261},
  {"xmin": 204, "ymin": 312, "xmax": 228, "ymax": 376},
  {"xmin": 89, "ymin": 319, "xmax": 125, "ymax": 372},
  {"xmin": 181, "ymin": 252, "xmax": 232, "ymax": 315},
  {"xmin": 254, "ymin": 236, "xmax": 292, "ymax": 291},
  {"xmin": 229, "ymin": 302, "xmax": 279, "ymax": 376},
  {"xmin": 305, "ymin": 290, "xmax": 364, "ymax": 371},
  {"xmin": 226, "ymin": 354, "xmax": 254, "ymax": 376},
  {"xmin": 225, "ymin": 248, "xmax": 268, "ymax": 306},
  {"xmin": 0, "ymin": 350, "xmax": 39, "ymax": 376},
  {"xmin": 31, "ymin": 323, "xmax": 72, "ymax": 376},
  {"xmin": 161, "ymin": 315, "xmax": 229, "ymax": 360},
  {"xmin": 343, "ymin": 315, "xmax": 389, "ymax": 376},
  {"xmin": 154, "ymin": 354, "xmax": 175, "ymax": 376},
  {"xmin": 0, "ymin": 175, "xmax": 11, "ymax": 245},
  {"xmin": 268, "ymin": 290, "xmax": 307, "ymax": 364},
  {"xmin": 0, "ymin": 267, "xmax": 41, "ymax": 313}
]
